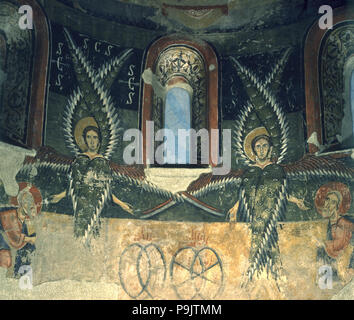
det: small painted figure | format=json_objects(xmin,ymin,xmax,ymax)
[
  {"xmin": 0, "ymin": 184, "xmax": 41, "ymax": 277},
  {"xmin": 228, "ymin": 127, "xmax": 309, "ymax": 283},
  {"xmin": 49, "ymin": 122, "xmax": 133, "ymax": 242},
  {"xmin": 315, "ymin": 183, "xmax": 354, "ymax": 277}
]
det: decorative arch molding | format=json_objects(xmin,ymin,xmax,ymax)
[
  {"xmin": 304, "ymin": 6, "xmax": 354, "ymax": 153},
  {"xmin": 0, "ymin": 0, "xmax": 49, "ymax": 148},
  {"xmin": 141, "ymin": 35, "xmax": 219, "ymax": 167}
]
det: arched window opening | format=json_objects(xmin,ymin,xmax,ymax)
[
  {"xmin": 141, "ymin": 36, "xmax": 219, "ymax": 168},
  {"xmin": 164, "ymin": 86, "xmax": 191, "ymax": 164}
]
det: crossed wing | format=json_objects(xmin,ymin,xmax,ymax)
[
  {"xmin": 186, "ymin": 169, "xmax": 244, "ymax": 197},
  {"xmin": 63, "ymin": 28, "xmax": 133, "ymax": 160},
  {"xmin": 180, "ymin": 170, "xmax": 244, "ymax": 217},
  {"xmin": 230, "ymin": 49, "xmax": 292, "ymax": 165}
]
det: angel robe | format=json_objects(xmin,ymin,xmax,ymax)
[
  {"xmin": 239, "ymin": 163, "xmax": 286, "ymax": 279},
  {"xmin": 70, "ymin": 153, "xmax": 112, "ymax": 238}
]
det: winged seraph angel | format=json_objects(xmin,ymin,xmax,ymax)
[
  {"xmin": 185, "ymin": 49, "xmax": 354, "ymax": 286},
  {"xmin": 20, "ymin": 29, "xmax": 174, "ymax": 247}
]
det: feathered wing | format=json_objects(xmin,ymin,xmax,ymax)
[
  {"xmin": 59, "ymin": 29, "xmax": 136, "ymax": 245},
  {"xmin": 21, "ymin": 146, "xmax": 73, "ymax": 175},
  {"xmin": 63, "ymin": 28, "xmax": 133, "ymax": 160},
  {"xmin": 240, "ymin": 176, "xmax": 288, "ymax": 282},
  {"xmin": 95, "ymin": 49, "xmax": 133, "ymax": 89},
  {"xmin": 281, "ymin": 154, "xmax": 354, "ymax": 180},
  {"xmin": 230, "ymin": 49, "xmax": 291, "ymax": 164},
  {"xmin": 243, "ymin": 155, "xmax": 354, "ymax": 281},
  {"xmin": 63, "ymin": 88, "xmax": 84, "ymax": 156},
  {"xmin": 232, "ymin": 102, "xmax": 255, "ymax": 166},
  {"xmin": 184, "ymin": 170, "xmax": 244, "ymax": 216},
  {"xmin": 18, "ymin": 147, "xmax": 73, "ymax": 209},
  {"xmin": 69, "ymin": 155, "xmax": 114, "ymax": 246},
  {"xmin": 227, "ymin": 50, "xmax": 301, "ymax": 281},
  {"xmin": 186, "ymin": 170, "xmax": 244, "ymax": 197},
  {"xmin": 110, "ymin": 163, "xmax": 184, "ymax": 219}
]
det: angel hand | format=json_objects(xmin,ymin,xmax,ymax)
[
  {"xmin": 120, "ymin": 202, "xmax": 134, "ymax": 215},
  {"xmin": 228, "ymin": 201, "xmax": 240, "ymax": 222},
  {"xmin": 112, "ymin": 194, "xmax": 134, "ymax": 215},
  {"xmin": 24, "ymin": 236, "xmax": 36, "ymax": 245},
  {"xmin": 48, "ymin": 191, "xmax": 67, "ymax": 204},
  {"xmin": 288, "ymin": 195, "xmax": 310, "ymax": 211},
  {"xmin": 295, "ymin": 198, "xmax": 310, "ymax": 211}
]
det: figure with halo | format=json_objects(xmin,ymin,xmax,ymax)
[
  {"xmin": 0, "ymin": 183, "xmax": 42, "ymax": 277},
  {"xmin": 186, "ymin": 50, "xmax": 354, "ymax": 286},
  {"xmin": 49, "ymin": 117, "xmax": 134, "ymax": 241}
]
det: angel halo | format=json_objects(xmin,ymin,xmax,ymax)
[
  {"xmin": 243, "ymin": 126, "xmax": 270, "ymax": 162},
  {"xmin": 74, "ymin": 117, "xmax": 99, "ymax": 153}
]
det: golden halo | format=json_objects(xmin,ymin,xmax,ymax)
[
  {"xmin": 315, "ymin": 182, "xmax": 351, "ymax": 216},
  {"xmin": 10, "ymin": 182, "xmax": 42, "ymax": 216},
  {"xmin": 243, "ymin": 127, "xmax": 270, "ymax": 162},
  {"xmin": 74, "ymin": 117, "xmax": 98, "ymax": 152}
]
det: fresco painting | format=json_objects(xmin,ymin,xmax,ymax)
[
  {"xmin": 0, "ymin": 183, "xmax": 41, "ymax": 277},
  {"xmin": 0, "ymin": 0, "xmax": 353, "ymax": 300}
]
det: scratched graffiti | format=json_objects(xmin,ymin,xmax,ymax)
[
  {"xmin": 118, "ymin": 243, "xmax": 167, "ymax": 299},
  {"xmin": 169, "ymin": 246, "xmax": 224, "ymax": 300},
  {"xmin": 118, "ymin": 243, "xmax": 224, "ymax": 300}
]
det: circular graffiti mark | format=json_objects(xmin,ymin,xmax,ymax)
[
  {"xmin": 119, "ymin": 243, "xmax": 166, "ymax": 299},
  {"xmin": 170, "ymin": 246, "xmax": 224, "ymax": 300}
]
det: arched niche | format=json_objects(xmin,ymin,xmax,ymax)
[
  {"xmin": 141, "ymin": 35, "xmax": 219, "ymax": 167},
  {"xmin": 304, "ymin": 6, "xmax": 354, "ymax": 154},
  {"xmin": 0, "ymin": 0, "xmax": 49, "ymax": 148}
]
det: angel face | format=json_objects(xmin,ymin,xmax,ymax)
[
  {"xmin": 85, "ymin": 129, "xmax": 100, "ymax": 153},
  {"xmin": 253, "ymin": 138, "xmax": 270, "ymax": 162}
]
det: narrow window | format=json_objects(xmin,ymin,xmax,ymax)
[
  {"xmin": 164, "ymin": 87, "xmax": 191, "ymax": 164},
  {"xmin": 141, "ymin": 36, "xmax": 218, "ymax": 167}
]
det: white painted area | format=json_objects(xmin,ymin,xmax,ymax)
[
  {"xmin": 307, "ymin": 131, "xmax": 321, "ymax": 149},
  {"xmin": 141, "ymin": 68, "xmax": 165, "ymax": 98},
  {"xmin": 145, "ymin": 167, "xmax": 212, "ymax": 193},
  {"xmin": 332, "ymin": 278, "xmax": 354, "ymax": 300},
  {"xmin": 0, "ymin": 268, "xmax": 119, "ymax": 299},
  {"xmin": 0, "ymin": 142, "xmax": 36, "ymax": 197}
]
